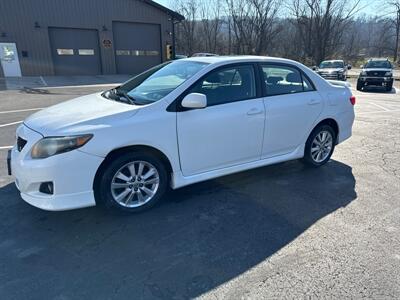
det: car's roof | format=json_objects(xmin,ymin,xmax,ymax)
[{"xmin": 180, "ymin": 55, "xmax": 299, "ymax": 65}]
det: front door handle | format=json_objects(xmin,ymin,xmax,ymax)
[
  {"xmin": 247, "ymin": 108, "xmax": 264, "ymax": 116},
  {"xmin": 308, "ymin": 99, "xmax": 321, "ymax": 105}
]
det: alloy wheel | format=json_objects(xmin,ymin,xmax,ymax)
[
  {"xmin": 311, "ymin": 130, "xmax": 333, "ymax": 163},
  {"xmin": 110, "ymin": 161, "xmax": 160, "ymax": 208}
]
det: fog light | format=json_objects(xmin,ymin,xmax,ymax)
[{"xmin": 39, "ymin": 182, "xmax": 54, "ymax": 195}]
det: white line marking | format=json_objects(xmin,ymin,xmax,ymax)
[
  {"xmin": 39, "ymin": 76, "xmax": 48, "ymax": 86},
  {"xmin": 369, "ymin": 102, "xmax": 391, "ymax": 111},
  {"xmin": 0, "ymin": 107, "xmax": 43, "ymax": 114},
  {"xmin": 0, "ymin": 121, "xmax": 22, "ymax": 128},
  {"xmin": 357, "ymin": 109, "xmax": 400, "ymax": 116},
  {"xmin": 0, "ymin": 146, "xmax": 13, "ymax": 150}
]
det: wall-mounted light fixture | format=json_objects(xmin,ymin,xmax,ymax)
[
  {"xmin": 34, "ymin": 21, "xmax": 41, "ymax": 28},
  {"xmin": 165, "ymin": 30, "xmax": 172, "ymax": 36},
  {"xmin": 102, "ymin": 25, "xmax": 108, "ymax": 32}
]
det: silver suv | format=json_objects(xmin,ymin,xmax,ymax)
[{"xmin": 313, "ymin": 60, "xmax": 351, "ymax": 81}]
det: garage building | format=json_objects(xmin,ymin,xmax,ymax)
[{"xmin": 0, "ymin": 0, "xmax": 183, "ymax": 77}]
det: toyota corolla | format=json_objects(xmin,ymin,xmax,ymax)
[{"xmin": 8, "ymin": 56, "xmax": 355, "ymax": 213}]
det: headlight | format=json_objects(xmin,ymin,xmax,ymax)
[
  {"xmin": 385, "ymin": 71, "xmax": 392, "ymax": 77},
  {"xmin": 31, "ymin": 134, "xmax": 93, "ymax": 159},
  {"xmin": 360, "ymin": 71, "xmax": 367, "ymax": 76}
]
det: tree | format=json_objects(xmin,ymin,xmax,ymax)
[
  {"xmin": 198, "ymin": 0, "xmax": 223, "ymax": 53},
  {"xmin": 288, "ymin": 0, "xmax": 362, "ymax": 64},
  {"xmin": 225, "ymin": 0, "xmax": 282, "ymax": 55},
  {"xmin": 386, "ymin": 1, "xmax": 400, "ymax": 62},
  {"xmin": 175, "ymin": 0, "xmax": 199, "ymax": 56}
]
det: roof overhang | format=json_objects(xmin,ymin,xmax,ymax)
[{"xmin": 142, "ymin": 0, "xmax": 185, "ymax": 21}]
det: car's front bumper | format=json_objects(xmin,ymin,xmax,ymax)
[
  {"xmin": 358, "ymin": 77, "xmax": 393, "ymax": 86},
  {"xmin": 10, "ymin": 124, "xmax": 103, "ymax": 211}
]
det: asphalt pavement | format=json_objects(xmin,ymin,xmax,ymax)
[{"xmin": 0, "ymin": 79, "xmax": 399, "ymax": 299}]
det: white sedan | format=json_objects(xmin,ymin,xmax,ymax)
[{"xmin": 8, "ymin": 56, "xmax": 355, "ymax": 212}]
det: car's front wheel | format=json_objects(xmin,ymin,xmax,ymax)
[
  {"xmin": 96, "ymin": 151, "xmax": 168, "ymax": 212},
  {"xmin": 303, "ymin": 125, "xmax": 336, "ymax": 167}
]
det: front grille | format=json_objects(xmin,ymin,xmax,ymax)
[
  {"xmin": 366, "ymin": 71, "xmax": 386, "ymax": 77},
  {"xmin": 17, "ymin": 136, "xmax": 27, "ymax": 152},
  {"xmin": 318, "ymin": 72, "xmax": 340, "ymax": 79}
]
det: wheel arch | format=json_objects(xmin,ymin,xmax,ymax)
[
  {"xmin": 310, "ymin": 118, "xmax": 339, "ymax": 144},
  {"xmin": 93, "ymin": 145, "xmax": 173, "ymax": 195}
]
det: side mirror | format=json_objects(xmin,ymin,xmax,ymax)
[
  {"xmin": 181, "ymin": 93, "xmax": 207, "ymax": 109},
  {"xmin": 312, "ymin": 66, "xmax": 317, "ymax": 71},
  {"xmin": 347, "ymin": 65, "xmax": 352, "ymax": 70}
]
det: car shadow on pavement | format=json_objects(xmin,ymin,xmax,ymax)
[{"xmin": 0, "ymin": 159, "xmax": 356, "ymax": 299}]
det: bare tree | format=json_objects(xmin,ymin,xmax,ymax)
[
  {"xmin": 175, "ymin": 0, "xmax": 199, "ymax": 56},
  {"xmin": 289, "ymin": 0, "xmax": 362, "ymax": 64},
  {"xmin": 198, "ymin": 0, "xmax": 223, "ymax": 53},
  {"xmin": 172, "ymin": 0, "xmax": 397, "ymax": 64},
  {"xmin": 225, "ymin": 0, "xmax": 282, "ymax": 55},
  {"xmin": 386, "ymin": 1, "xmax": 400, "ymax": 62}
]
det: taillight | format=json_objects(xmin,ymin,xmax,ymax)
[{"xmin": 350, "ymin": 96, "xmax": 356, "ymax": 105}]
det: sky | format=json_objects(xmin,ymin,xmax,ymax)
[{"xmin": 152, "ymin": 0, "xmax": 388, "ymax": 17}]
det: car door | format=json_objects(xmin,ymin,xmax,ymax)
[
  {"xmin": 260, "ymin": 63, "xmax": 323, "ymax": 158},
  {"xmin": 177, "ymin": 64, "xmax": 265, "ymax": 176}
]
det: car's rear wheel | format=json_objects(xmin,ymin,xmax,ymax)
[
  {"xmin": 96, "ymin": 151, "xmax": 168, "ymax": 212},
  {"xmin": 303, "ymin": 125, "xmax": 336, "ymax": 167}
]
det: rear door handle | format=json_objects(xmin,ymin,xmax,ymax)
[
  {"xmin": 247, "ymin": 108, "xmax": 264, "ymax": 115},
  {"xmin": 308, "ymin": 99, "xmax": 321, "ymax": 105}
]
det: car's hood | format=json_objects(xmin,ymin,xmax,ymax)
[
  {"xmin": 24, "ymin": 93, "xmax": 140, "ymax": 136},
  {"xmin": 363, "ymin": 68, "xmax": 392, "ymax": 72},
  {"xmin": 318, "ymin": 68, "xmax": 343, "ymax": 72}
]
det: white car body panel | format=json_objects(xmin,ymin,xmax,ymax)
[
  {"xmin": 10, "ymin": 56, "xmax": 355, "ymax": 211},
  {"xmin": 261, "ymin": 90, "xmax": 324, "ymax": 158},
  {"xmin": 177, "ymin": 97, "xmax": 265, "ymax": 176}
]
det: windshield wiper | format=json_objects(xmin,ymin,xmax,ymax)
[
  {"xmin": 112, "ymin": 88, "xmax": 137, "ymax": 105},
  {"xmin": 104, "ymin": 88, "xmax": 139, "ymax": 105},
  {"xmin": 103, "ymin": 88, "xmax": 151, "ymax": 106}
]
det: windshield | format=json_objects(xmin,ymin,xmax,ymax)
[
  {"xmin": 114, "ymin": 60, "xmax": 209, "ymax": 105},
  {"xmin": 364, "ymin": 60, "xmax": 392, "ymax": 69},
  {"xmin": 319, "ymin": 61, "xmax": 344, "ymax": 69}
]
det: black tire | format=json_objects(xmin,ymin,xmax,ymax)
[
  {"xmin": 386, "ymin": 83, "xmax": 392, "ymax": 92},
  {"xmin": 356, "ymin": 80, "xmax": 363, "ymax": 91},
  {"xmin": 302, "ymin": 125, "xmax": 336, "ymax": 167},
  {"xmin": 96, "ymin": 151, "xmax": 168, "ymax": 213}
]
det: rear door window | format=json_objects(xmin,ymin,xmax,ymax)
[{"xmin": 262, "ymin": 65, "xmax": 314, "ymax": 96}]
